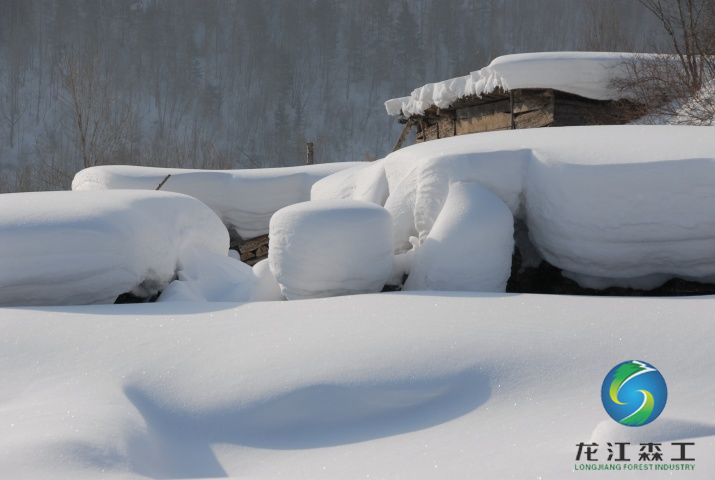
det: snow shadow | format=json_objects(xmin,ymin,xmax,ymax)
[
  {"xmin": 124, "ymin": 369, "xmax": 490, "ymax": 478},
  {"xmin": 16, "ymin": 301, "xmax": 244, "ymax": 316},
  {"xmin": 591, "ymin": 417, "xmax": 715, "ymax": 444}
]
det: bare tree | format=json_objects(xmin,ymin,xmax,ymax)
[
  {"xmin": 615, "ymin": 0, "xmax": 715, "ymax": 124},
  {"xmin": 0, "ymin": 50, "xmax": 27, "ymax": 149},
  {"xmin": 57, "ymin": 51, "xmax": 134, "ymax": 169},
  {"xmin": 639, "ymin": 0, "xmax": 715, "ymax": 91}
]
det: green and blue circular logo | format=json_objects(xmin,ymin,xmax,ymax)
[{"xmin": 601, "ymin": 360, "xmax": 667, "ymax": 427}]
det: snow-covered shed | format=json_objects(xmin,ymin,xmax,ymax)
[{"xmin": 385, "ymin": 52, "xmax": 645, "ymax": 149}]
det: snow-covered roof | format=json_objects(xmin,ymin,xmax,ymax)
[{"xmin": 385, "ymin": 52, "xmax": 637, "ymax": 117}]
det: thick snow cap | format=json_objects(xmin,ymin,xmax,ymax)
[
  {"xmin": 385, "ymin": 52, "xmax": 636, "ymax": 117},
  {"xmin": 72, "ymin": 163, "xmax": 364, "ymax": 238},
  {"xmin": 0, "ymin": 190, "xmax": 228, "ymax": 305},
  {"xmin": 314, "ymin": 125, "xmax": 715, "ymax": 290},
  {"xmin": 269, "ymin": 200, "xmax": 393, "ymax": 299}
]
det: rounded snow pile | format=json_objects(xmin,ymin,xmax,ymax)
[
  {"xmin": 404, "ymin": 182, "xmax": 514, "ymax": 292},
  {"xmin": 0, "ymin": 190, "xmax": 228, "ymax": 306},
  {"xmin": 72, "ymin": 162, "xmax": 364, "ymax": 239},
  {"xmin": 269, "ymin": 200, "xmax": 393, "ymax": 299}
]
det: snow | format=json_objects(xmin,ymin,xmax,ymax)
[
  {"xmin": 0, "ymin": 190, "xmax": 228, "ymax": 306},
  {"xmin": 157, "ymin": 249, "xmax": 258, "ymax": 303},
  {"xmin": 403, "ymin": 182, "xmax": 514, "ymax": 292},
  {"xmin": 251, "ymin": 259, "xmax": 283, "ymax": 301},
  {"xmin": 311, "ymin": 162, "xmax": 389, "ymax": 205},
  {"xmin": 385, "ymin": 51, "xmax": 636, "ymax": 117},
  {"xmin": 268, "ymin": 200, "xmax": 394, "ymax": 299},
  {"xmin": 1, "ymin": 293, "xmax": 713, "ymax": 479},
  {"xmin": 315, "ymin": 125, "xmax": 715, "ymax": 290},
  {"xmin": 72, "ymin": 163, "xmax": 364, "ymax": 239}
]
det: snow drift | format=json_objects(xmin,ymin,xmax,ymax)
[
  {"xmin": 1, "ymin": 293, "xmax": 713, "ymax": 479},
  {"xmin": 315, "ymin": 125, "xmax": 715, "ymax": 290},
  {"xmin": 269, "ymin": 200, "xmax": 393, "ymax": 299},
  {"xmin": 72, "ymin": 163, "xmax": 364, "ymax": 238},
  {"xmin": 0, "ymin": 190, "xmax": 229, "ymax": 306},
  {"xmin": 385, "ymin": 52, "xmax": 636, "ymax": 117}
]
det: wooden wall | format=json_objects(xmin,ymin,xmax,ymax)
[{"xmin": 413, "ymin": 89, "xmax": 642, "ymax": 143}]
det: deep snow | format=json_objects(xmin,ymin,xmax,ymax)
[
  {"xmin": 72, "ymin": 163, "xmax": 363, "ymax": 239},
  {"xmin": 0, "ymin": 190, "xmax": 229, "ymax": 306},
  {"xmin": 315, "ymin": 125, "xmax": 715, "ymax": 290},
  {"xmin": 1, "ymin": 293, "xmax": 713, "ymax": 479}
]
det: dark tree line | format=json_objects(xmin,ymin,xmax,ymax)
[{"xmin": 0, "ymin": 0, "xmax": 666, "ymax": 192}]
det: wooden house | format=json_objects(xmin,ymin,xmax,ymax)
[{"xmin": 385, "ymin": 53, "xmax": 646, "ymax": 150}]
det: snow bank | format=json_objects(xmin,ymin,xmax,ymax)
[
  {"xmin": 0, "ymin": 190, "xmax": 228, "ymax": 306},
  {"xmin": 403, "ymin": 182, "xmax": 514, "ymax": 292},
  {"xmin": 2, "ymin": 293, "xmax": 713, "ymax": 479},
  {"xmin": 269, "ymin": 200, "xmax": 393, "ymax": 299},
  {"xmin": 385, "ymin": 52, "xmax": 635, "ymax": 117},
  {"xmin": 72, "ymin": 163, "xmax": 364, "ymax": 238},
  {"xmin": 317, "ymin": 125, "xmax": 715, "ymax": 290}
]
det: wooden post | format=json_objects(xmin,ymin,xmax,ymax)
[
  {"xmin": 392, "ymin": 118, "xmax": 414, "ymax": 151},
  {"xmin": 155, "ymin": 174, "xmax": 171, "ymax": 190},
  {"xmin": 305, "ymin": 142, "xmax": 314, "ymax": 165},
  {"xmin": 509, "ymin": 91, "xmax": 515, "ymax": 130}
]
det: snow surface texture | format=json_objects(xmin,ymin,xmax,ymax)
[
  {"xmin": 0, "ymin": 190, "xmax": 228, "ymax": 306},
  {"xmin": 72, "ymin": 163, "xmax": 364, "ymax": 238},
  {"xmin": 314, "ymin": 125, "xmax": 715, "ymax": 290},
  {"xmin": 403, "ymin": 182, "xmax": 514, "ymax": 292},
  {"xmin": 385, "ymin": 51, "xmax": 635, "ymax": 117},
  {"xmin": 1, "ymin": 293, "xmax": 713, "ymax": 479},
  {"xmin": 269, "ymin": 200, "xmax": 393, "ymax": 299}
]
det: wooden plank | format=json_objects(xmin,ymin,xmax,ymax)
[
  {"xmin": 514, "ymin": 109, "xmax": 554, "ymax": 129},
  {"xmin": 455, "ymin": 99, "xmax": 510, "ymax": 119},
  {"xmin": 423, "ymin": 123, "xmax": 439, "ymax": 141},
  {"xmin": 437, "ymin": 115, "xmax": 455, "ymax": 138},
  {"xmin": 237, "ymin": 234, "xmax": 269, "ymax": 254},
  {"xmin": 456, "ymin": 112, "xmax": 511, "ymax": 134}
]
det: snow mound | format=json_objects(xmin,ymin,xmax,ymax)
[
  {"xmin": 0, "ymin": 190, "xmax": 228, "ymax": 306},
  {"xmin": 269, "ymin": 200, "xmax": 393, "ymax": 299},
  {"xmin": 386, "ymin": 51, "xmax": 634, "ymax": 117},
  {"xmin": 72, "ymin": 163, "xmax": 364, "ymax": 238},
  {"xmin": 404, "ymin": 182, "xmax": 514, "ymax": 292},
  {"xmin": 316, "ymin": 125, "xmax": 715, "ymax": 290}
]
